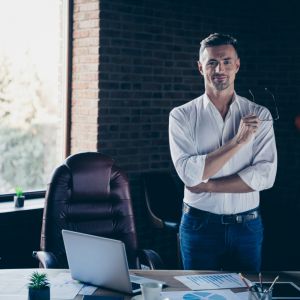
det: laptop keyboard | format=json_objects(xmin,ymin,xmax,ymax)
[{"xmin": 131, "ymin": 281, "xmax": 140, "ymax": 291}]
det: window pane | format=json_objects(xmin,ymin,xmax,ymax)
[{"xmin": 0, "ymin": 0, "xmax": 64, "ymax": 193}]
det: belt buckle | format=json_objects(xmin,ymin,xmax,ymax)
[
  {"xmin": 246, "ymin": 212, "xmax": 258, "ymax": 221},
  {"xmin": 221, "ymin": 214, "xmax": 243, "ymax": 224}
]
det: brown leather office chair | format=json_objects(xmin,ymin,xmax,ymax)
[
  {"xmin": 142, "ymin": 171, "xmax": 182, "ymax": 231},
  {"xmin": 141, "ymin": 171, "xmax": 183, "ymax": 268},
  {"xmin": 34, "ymin": 152, "xmax": 163, "ymax": 269}
]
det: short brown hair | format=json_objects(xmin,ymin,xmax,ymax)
[{"xmin": 199, "ymin": 33, "xmax": 238, "ymax": 61}]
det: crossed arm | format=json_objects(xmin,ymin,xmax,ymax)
[
  {"xmin": 187, "ymin": 115, "xmax": 260, "ymax": 193},
  {"xmin": 169, "ymin": 109, "xmax": 270, "ymax": 193},
  {"xmin": 186, "ymin": 174, "xmax": 253, "ymax": 193}
]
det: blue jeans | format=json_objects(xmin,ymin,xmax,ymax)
[{"xmin": 179, "ymin": 210, "xmax": 263, "ymax": 272}]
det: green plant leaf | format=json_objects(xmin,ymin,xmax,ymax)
[
  {"xmin": 15, "ymin": 186, "xmax": 23, "ymax": 197},
  {"xmin": 28, "ymin": 271, "xmax": 49, "ymax": 289}
]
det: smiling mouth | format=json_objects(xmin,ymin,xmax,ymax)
[{"xmin": 213, "ymin": 76, "xmax": 227, "ymax": 81}]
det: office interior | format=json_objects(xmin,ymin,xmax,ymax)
[{"xmin": 0, "ymin": 0, "xmax": 300, "ymax": 273}]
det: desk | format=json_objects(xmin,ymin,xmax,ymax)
[{"xmin": 1, "ymin": 269, "xmax": 300, "ymax": 299}]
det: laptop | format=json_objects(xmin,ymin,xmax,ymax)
[{"xmin": 62, "ymin": 229, "xmax": 165, "ymax": 294}]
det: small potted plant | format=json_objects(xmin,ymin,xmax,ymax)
[
  {"xmin": 14, "ymin": 186, "xmax": 25, "ymax": 208},
  {"xmin": 28, "ymin": 271, "xmax": 50, "ymax": 300}
]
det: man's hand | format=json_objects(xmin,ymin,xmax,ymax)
[
  {"xmin": 187, "ymin": 175, "xmax": 254, "ymax": 194},
  {"xmin": 234, "ymin": 115, "xmax": 261, "ymax": 145},
  {"xmin": 187, "ymin": 182, "xmax": 210, "ymax": 193},
  {"xmin": 200, "ymin": 115, "xmax": 260, "ymax": 181}
]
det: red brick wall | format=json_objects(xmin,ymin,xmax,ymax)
[{"xmin": 71, "ymin": 0, "xmax": 100, "ymax": 153}]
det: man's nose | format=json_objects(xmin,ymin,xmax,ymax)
[{"xmin": 215, "ymin": 62, "xmax": 224, "ymax": 72}]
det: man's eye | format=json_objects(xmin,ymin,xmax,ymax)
[
  {"xmin": 208, "ymin": 61, "xmax": 218, "ymax": 67},
  {"xmin": 224, "ymin": 60, "xmax": 232, "ymax": 65}
]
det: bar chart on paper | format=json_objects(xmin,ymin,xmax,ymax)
[
  {"xmin": 174, "ymin": 273, "xmax": 247, "ymax": 290},
  {"xmin": 184, "ymin": 292, "xmax": 226, "ymax": 300}
]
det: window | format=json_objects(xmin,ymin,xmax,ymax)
[{"xmin": 0, "ymin": 0, "xmax": 67, "ymax": 196}]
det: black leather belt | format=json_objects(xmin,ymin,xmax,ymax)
[{"xmin": 183, "ymin": 203, "xmax": 260, "ymax": 224}]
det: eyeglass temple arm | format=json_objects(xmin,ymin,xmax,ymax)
[
  {"xmin": 248, "ymin": 89, "xmax": 255, "ymax": 103},
  {"xmin": 264, "ymin": 88, "xmax": 279, "ymax": 120}
]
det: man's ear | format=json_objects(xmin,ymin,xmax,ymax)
[{"xmin": 198, "ymin": 61, "xmax": 204, "ymax": 76}]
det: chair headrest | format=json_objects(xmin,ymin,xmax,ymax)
[{"xmin": 65, "ymin": 152, "xmax": 114, "ymax": 202}]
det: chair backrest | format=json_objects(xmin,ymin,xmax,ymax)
[
  {"xmin": 142, "ymin": 171, "xmax": 183, "ymax": 230},
  {"xmin": 40, "ymin": 152, "xmax": 138, "ymax": 268}
]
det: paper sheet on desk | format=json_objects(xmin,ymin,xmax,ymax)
[
  {"xmin": 53, "ymin": 272, "xmax": 98, "ymax": 296},
  {"xmin": 174, "ymin": 273, "xmax": 248, "ymax": 290},
  {"xmin": 161, "ymin": 289, "xmax": 241, "ymax": 300},
  {"xmin": 235, "ymin": 291, "xmax": 249, "ymax": 300},
  {"xmin": 79, "ymin": 284, "xmax": 98, "ymax": 295},
  {"xmin": 50, "ymin": 272, "xmax": 84, "ymax": 299}
]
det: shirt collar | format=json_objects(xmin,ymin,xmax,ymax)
[
  {"xmin": 203, "ymin": 91, "xmax": 239, "ymax": 110},
  {"xmin": 203, "ymin": 93, "xmax": 210, "ymax": 109}
]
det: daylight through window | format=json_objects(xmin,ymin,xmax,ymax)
[{"xmin": 0, "ymin": 0, "xmax": 65, "ymax": 194}]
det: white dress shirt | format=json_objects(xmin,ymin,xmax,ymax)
[{"xmin": 169, "ymin": 92, "xmax": 277, "ymax": 215}]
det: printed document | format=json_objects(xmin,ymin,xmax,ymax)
[{"xmin": 174, "ymin": 273, "xmax": 247, "ymax": 290}]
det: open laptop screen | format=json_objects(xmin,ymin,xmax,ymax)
[{"xmin": 62, "ymin": 230, "xmax": 135, "ymax": 293}]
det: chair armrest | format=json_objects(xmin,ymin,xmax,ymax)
[
  {"xmin": 32, "ymin": 251, "xmax": 58, "ymax": 269},
  {"xmin": 138, "ymin": 249, "xmax": 164, "ymax": 270},
  {"xmin": 164, "ymin": 221, "xmax": 179, "ymax": 231}
]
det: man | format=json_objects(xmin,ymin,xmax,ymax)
[{"xmin": 169, "ymin": 33, "xmax": 277, "ymax": 272}]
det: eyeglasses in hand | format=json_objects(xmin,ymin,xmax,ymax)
[{"xmin": 248, "ymin": 88, "xmax": 279, "ymax": 122}]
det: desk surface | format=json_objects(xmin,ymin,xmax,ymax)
[{"xmin": 1, "ymin": 269, "xmax": 300, "ymax": 300}]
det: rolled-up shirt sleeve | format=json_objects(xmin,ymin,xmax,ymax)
[
  {"xmin": 169, "ymin": 108, "xmax": 207, "ymax": 187},
  {"xmin": 238, "ymin": 121, "xmax": 277, "ymax": 191}
]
